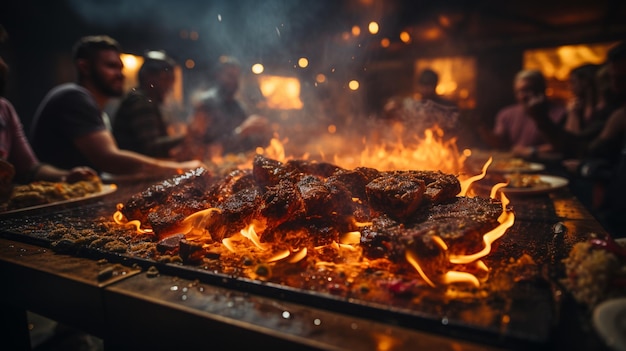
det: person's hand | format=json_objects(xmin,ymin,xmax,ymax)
[
  {"xmin": 562, "ymin": 159, "xmax": 582, "ymax": 173},
  {"xmin": 65, "ymin": 166, "xmax": 98, "ymax": 183},
  {"xmin": 567, "ymin": 98, "xmax": 583, "ymax": 114},
  {"xmin": 234, "ymin": 114, "xmax": 270, "ymax": 137}
]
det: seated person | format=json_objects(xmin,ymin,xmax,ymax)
[
  {"xmin": 29, "ymin": 35, "xmax": 204, "ymax": 178},
  {"xmin": 478, "ymin": 69, "xmax": 566, "ymax": 158},
  {"xmin": 0, "ymin": 56, "xmax": 95, "ymax": 189},
  {"xmin": 529, "ymin": 41, "xmax": 626, "ymax": 237},
  {"xmin": 113, "ymin": 50, "xmax": 184, "ymax": 158},
  {"xmin": 182, "ymin": 56, "xmax": 271, "ymax": 159},
  {"xmin": 528, "ymin": 43, "xmax": 626, "ymax": 163},
  {"xmin": 415, "ymin": 68, "xmax": 458, "ymax": 108}
]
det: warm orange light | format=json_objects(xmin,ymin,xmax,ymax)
[
  {"xmin": 185, "ymin": 59, "xmax": 195, "ymax": 69},
  {"xmin": 258, "ymin": 75, "xmax": 304, "ymax": 110},
  {"xmin": 380, "ymin": 38, "xmax": 390, "ymax": 48},
  {"xmin": 351, "ymin": 25, "xmax": 361, "ymax": 36},
  {"xmin": 251, "ymin": 63, "xmax": 264, "ymax": 74},
  {"xmin": 368, "ymin": 21, "xmax": 379, "ymax": 34},
  {"xmin": 399, "ymin": 31, "xmax": 411, "ymax": 43},
  {"xmin": 297, "ymin": 57, "xmax": 309, "ymax": 68},
  {"xmin": 348, "ymin": 80, "xmax": 360, "ymax": 90}
]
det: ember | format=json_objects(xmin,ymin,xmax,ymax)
[{"xmin": 113, "ymin": 154, "xmax": 514, "ymax": 298}]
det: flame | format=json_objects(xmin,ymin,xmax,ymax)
[
  {"xmin": 114, "ymin": 124, "xmax": 517, "ymax": 289},
  {"xmin": 401, "ymin": 180, "xmax": 514, "ymax": 287},
  {"xmin": 449, "ymin": 193, "xmax": 514, "ymax": 265},
  {"xmin": 239, "ymin": 221, "xmax": 267, "ymax": 250},
  {"xmin": 459, "ymin": 157, "xmax": 492, "ymax": 196},
  {"xmin": 405, "ymin": 250, "xmax": 437, "ymax": 288},
  {"xmin": 113, "ymin": 203, "xmax": 153, "ymax": 234},
  {"xmin": 334, "ymin": 125, "xmax": 465, "ymax": 174},
  {"xmin": 339, "ymin": 231, "xmax": 361, "ymax": 245},
  {"xmin": 442, "ymin": 271, "xmax": 480, "ymax": 287},
  {"xmin": 288, "ymin": 247, "xmax": 307, "ymax": 263},
  {"xmin": 181, "ymin": 208, "xmax": 222, "ymax": 241},
  {"xmin": 267, "ymin": 249, "xmax": 291, "ymax": 262}
]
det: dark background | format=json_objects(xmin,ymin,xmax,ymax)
[{"xmin": 1, "ymin": 0, "xmax": 625, "ymax": 141}]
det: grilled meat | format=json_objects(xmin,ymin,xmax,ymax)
[{"xmin": 120, "ymin": 155, "xmax": 502, "ymax": 268}]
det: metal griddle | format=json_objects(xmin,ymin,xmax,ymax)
[{"xmin": 0, "ymin": 180, "xmax": 607, "ymax": 350}]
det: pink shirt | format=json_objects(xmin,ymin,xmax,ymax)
[
  {"xmin": 493, "ymin": 102, "xmax": 566, "ymax": 149},
  {"xmin": 0, "ymin": 97, "xmax": 39, "ymax": 180}
]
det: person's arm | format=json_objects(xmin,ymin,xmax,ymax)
[
  {"xmin": 526, "ymin": 96, "xmax": 587, "ymax": 158},
  {"xmin": 74, "ymin": 130, "xmax": 205, "ymax": 176},
  {"xmin": 587, "ymin": 107, "xmax": 626, "ymax": 158}
]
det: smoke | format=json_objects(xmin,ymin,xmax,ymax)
[
  {"xmin": 66, "ymin": 0, "xmax": 379, "ymax": 155},
  {"xmin": 66, "ymin": 0, "xmax": 334, "ymax": 61}
]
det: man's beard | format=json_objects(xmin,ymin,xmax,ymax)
[{"xmin": 92, "ymin": 69, "xmax": 123, "ymax": 97}]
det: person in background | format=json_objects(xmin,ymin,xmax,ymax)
[
  {"xmin": 478, "ymin": 69, "xmax": 566, "ymax": 158},
  {"xmin": 0, "ymin": 55, "xmax": 96, "ymax": 187},
  {"xmin": 182, "ymin": 55, "xmax": 271, "ymax": 159},
  {"xmin": 563, "ymin": 64, "xmax": 601, "ymax": 134},
  {"xmin": 415, "ymin": 68, "xmax": 458, "ymax": 108},
  {"xmin": 528, "ymin": 41, "xmax": 626, "ymax": 237},
  {"xmin": 113, "ymin": 50, "xmax": 184, "ymax": 158},
  {"xmin": 29, "ymin": 35, "xmax": 204, "ymax": 177}
]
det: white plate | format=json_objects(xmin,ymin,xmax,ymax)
[
  {"xmin": 500, "ymin": 174, "xmax": 569, "ymax": 195},
  {"xmin": 0, "ymin": 183, "xmax": 117, "ymax": 216},
  {"xmin": 593, "ymin": 297, "xmax": 626, "ymax": 351}
]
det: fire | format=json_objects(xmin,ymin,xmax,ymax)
[
  {"xmin": 254, "ymin": 125, "xmax": 465, "ymax": 175},
  {"xmin": 112, "ymin": 125, "xmax": 515, "ymax": 290},
  {"xmin": 113, "ymin": 203, "xmax": 153, "ymax": 234},
  {"xmin": 405, "ymin": 188, "xmax": 515, "ymax": 287},
  {"xmin": 334, "ymin": 125, "xmax": 465, "ymax": 174}
]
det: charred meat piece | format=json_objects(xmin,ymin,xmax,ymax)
[
  {"xmin": 385, "ymin": 170, "xmax": 461, "ymax": 204},
  {"xmin": 296, "ymin": 175, "xmax": 333, "ymax": 218},
  {"xmin": 360, "ymin": 214, "xmax": 405, "ymax": 259},
  {"xmin": 327, "ymin": 167, "xmax": 380, "ymax": 201},
  {"xmin": 296, "ymin": 174, "xmax": 357, "ymax": 219},
  {"xmin": 252, "ymin": 155, "xmax": 288, "ymax": 188},
  {"xmin": 271, "ymin": 217, "xmax": 343, "ymax": 248},
  {"xmin": 403, "ymin": 230, "xmax": 451, "ymax": 280},
  {"xmin": 408, "ymin": 196, "xmax": 504, "ymax": 255},
  {"xmin": 206, "ymin": 169, "xmax": 253, "ymax": 203},
  {"xmin": 207, "ymin": 187, "xmax": 264, "ymax": 241},
  {"xmin": 360, "ymin": 196, "xmax": 505, "ymax": 260},
  {"xmin": 365, "ymin": 173, "xmax": 426, "ymax": 221},
  {"xmin": 260, "ymin": 179, "xmax": 306, "ymax": 239},
  {"xmin": 121, "ymin": 168, "xmax": 214, "ymax": 237},
  {"xmin": 284, "ymin": 159, "xmax": 344, "ymax": 178}
]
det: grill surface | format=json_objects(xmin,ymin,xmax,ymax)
[{"xmin": 0, "ymin": 178, "xmax": 608, "ymax": 350}]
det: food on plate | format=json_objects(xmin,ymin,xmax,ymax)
[
  {"xmin": 505, "ymin": 173, "xmax": 551, "ymax": 189},
  {"xmin": 1, "ymin": 175, "xmax": 103, "ymax": 211},
  {"xmin": 561, "ymin": 236, "xmax": 626, "ymax": 307}
]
